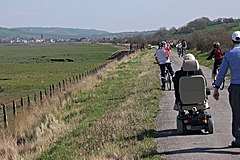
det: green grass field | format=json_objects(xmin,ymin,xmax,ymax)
[{"xmin": 0, "ymin": 43, "xmax": 118, "ymax": 103}]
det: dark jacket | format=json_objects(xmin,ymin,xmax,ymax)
[
  {"xmin": 173, "ymin": 68, "xmax": 206, "ymax": 103},
  {"xmin": 206, "ymin": 48, "xmax": 224, "ymax": 60}
]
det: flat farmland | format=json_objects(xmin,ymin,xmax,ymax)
[{"xmin": 0, "ymin": 43, "xmax": 118, "ymax": 104}]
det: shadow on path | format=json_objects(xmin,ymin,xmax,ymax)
[
  {"xmin": 125, "ymin": 128, "xmax": 208, "ymax": 141},
  {"xmin": 158, "ymin": 146, "xmax": 240, "ymax": 156},
  {"xmin": 154, "ymin": 128, "xmax": 207, "ymax": 138}
]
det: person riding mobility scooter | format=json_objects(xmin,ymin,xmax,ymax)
[{"xmin": 175, "ymin": 59, "xmax": 214, "ymax": 134}]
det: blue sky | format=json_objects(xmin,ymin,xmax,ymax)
[{"xmin": 0, "ymin": 0, "xmax": 239, "ymax": 33}]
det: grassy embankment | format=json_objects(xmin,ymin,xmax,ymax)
[
  {"xmin": 33, "ymin": 49, "xmax": 163, "ymax": 159},
  {"xmin": 0, "ymin": 44, "xmax": 117, "ymax": 103}
]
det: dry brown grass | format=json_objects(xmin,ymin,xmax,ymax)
[{"xmin": 0, "ymin": 94, "xmax": 69, "ymax": 159}]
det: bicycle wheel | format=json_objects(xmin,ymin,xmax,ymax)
[
  {"xmin": 177, "ymin": 50, "xmax": 181, "ymax": 57},
  {"xmin": 216, "ymin": 68, "xmax": 225, "ymax": 90},
  {"xmin": 165, "ymin": 71, "xmax": 171, "ymax": 90},
  {"xmin": 220, "ymin": 79, "xmax": 225, "ymax": 90}
]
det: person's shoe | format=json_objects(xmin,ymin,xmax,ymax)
[
  {"xmin": 231, "ymin": 141, "xmax": 240, "ymax": 147},
  {"xmin": 161, "ymin": 85, "xmax": 165, "ymax": 91}
]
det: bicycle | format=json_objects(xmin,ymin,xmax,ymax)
[
  {"xmin": 154, "ymin": 62, "xmax": 172, "ymax": 90},
  {"xmin": 213, "ymin": 67, "xmax": 225, "ymax": 90},
  {"xmin": 177, "ymin": 48, "xmax": 182, "ymax": 57},
  {"xmin": 164, "ymin": 68, "xmax": 172, "ymax": 90}
]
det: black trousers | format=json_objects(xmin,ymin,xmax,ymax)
[
  {"xmin": 159, "ymin": 63, "xmax": 174, "ymax": 86},
  {"xmin": 229, "ymin": 85, "xmax": 240, "ymax": 141}
]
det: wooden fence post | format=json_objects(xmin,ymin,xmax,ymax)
[
  {"xmin": 2, "ymin": 104, "xmax": 8, "ymax": 128},
  {"xmin": 82, "ymin": 73, "xmax": 84, "ymax": 80},
  {"xmin": 50, "ymin": 85, "xmax": 52, "ymax": 98},
  {"xmin": 27, "ymin": 95, "xmax": 30, "ymax": 107},
  {"xmin": 21, "ymin": 97, "xmax": 24, "ymax": 108},
  {"xmin": 63, "ymin": 80, "xmax": 65, "ymax": 91},
  {"xmin": 73, "ymin": 76, "xmax": 75, "ymax": 83},
  {"xmin": 59, "ymin": 81, "xmax": 61, "ymax": 91},
  {"xmin": 45, "ymin": 88, "xmax": 47, "ymax": 97},
  {"xmin": 76, "ymin": 75, "xmax": 78, "ymax": 83},
  {"xmin": 79, "ymin": 74, "xmax": 82, "ymax": 81},
  {"xmin": 40, "ymin": 91, "xmax": 43, "ymax": 105},
  {"xmin": 52, "ymin": 84, "xmax": 55, "ymax": 95},
  {"xmin": 34, "ymin": 93, "xmax": 37, "ymax": 104},
  {"xmin": 13, "ymin": 101, "xmax": 17, "ymax": 116}
]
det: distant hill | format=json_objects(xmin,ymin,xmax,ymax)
[
  {"xmin": 0, "ymin": 27, "xmax": 158, "ymax": 40},
  {"xmin": 0, "ymin": 27, "xmax": 22, "ymax": 37},
  {"xmin": 0, "ymin": 27, "xmax": 111, "ymax": 39},
  {"xmin": 112, "ymin": 30, "xmax": 158, "ymax": 37},
  {"xmin": 3, "ymin": 17, "xmax": 238, "ymax": 40}
]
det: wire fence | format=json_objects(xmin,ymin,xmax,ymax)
[{"xmin": 0, "ymin": 50, "xmax": 134, "ymax": 129}]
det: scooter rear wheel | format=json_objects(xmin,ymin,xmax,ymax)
[
  {"xmin": 206, "ymin": 118, "xmax": 214, "ymax": 134},
  {"xmin": 177, "ymin": 118, "xmax": 185, "ymax": 134}
]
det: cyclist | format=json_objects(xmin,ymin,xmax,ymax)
[
  {"xmin": 206, "ymin": 42, "xmax": 224, "ymax": 85},
  {"xmin": 176, "ymin": 41, "xmax": 182, "ymax": 57},
  {"xmin": 154, "ymin": 41, "xmax": 174, "ymax": 90},
  {"xmin": 166, "ymin": 40, "xmax": 172, "ymax": 52},
  {"xmin": 181, "ymin": 40, "xmax": 187, "ymax": 56}
]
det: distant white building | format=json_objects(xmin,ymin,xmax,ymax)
[{"xmin": 36, "ymin": 39, "xmax": 44, "ymax": 43}]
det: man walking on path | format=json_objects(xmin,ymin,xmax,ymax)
[{"xmin": 213, "ymin": 31, "xmax": 240, "ymax": 147}]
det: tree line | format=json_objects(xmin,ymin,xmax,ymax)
[{"xmin": 111, "ymin": 17, "xmax": 240, "ymax": 52}]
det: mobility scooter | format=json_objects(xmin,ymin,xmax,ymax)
[{"xmin": 176, "ymin": 60, "xmax": 214, "ymax": 134}]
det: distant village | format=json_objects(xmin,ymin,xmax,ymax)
[{"xmin": 0, "ymin": 34, "xmax": 91, "ymax": 44}]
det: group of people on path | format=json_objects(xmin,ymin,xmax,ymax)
[
  {"xmin": 154, "ymin": 39, "xmax": 189, "ymax": 91},
  {"xmin": 176, "ymin": 40, "xmax": 187, "ymax": 57},
  {"xmin": 154, "ymin": 31, "xmax": 240, "ymax": 147}
]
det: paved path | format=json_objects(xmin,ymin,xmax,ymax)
[{"xmin": 156, "ymin": 52, "xmax": 240, "ymax": 160}]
